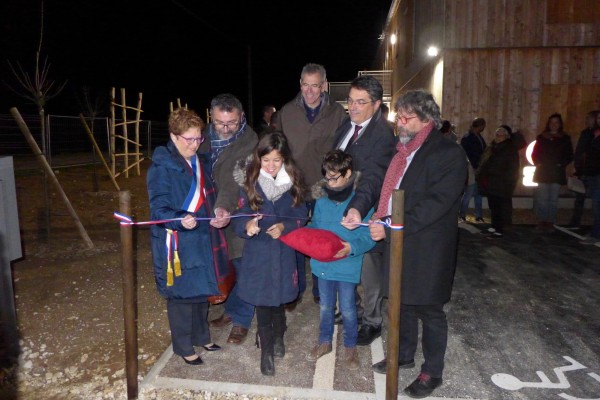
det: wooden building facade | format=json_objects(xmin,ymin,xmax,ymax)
[{"xmin": 377, "ymin": 0, "xmax": 600, "ymax": 194}]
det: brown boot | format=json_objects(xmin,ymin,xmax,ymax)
[
  {"xmin": 344, "ymin": 347, "xmax": 359, "ymax": 370},
  {"xmin": 227, "ymin": 325, "xmax": 249, "ymax": 344},
  {"xmin": 209, "ymin": 314, "xmax": 233, "ymax": 328},
  {"xmin": 306, "ymin": 342, "xmax": 332, "ymax": 362}
]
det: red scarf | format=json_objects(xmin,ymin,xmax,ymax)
[{"xmin": 374, "ymin": 121, "xmax": 434, "ymax": 219}]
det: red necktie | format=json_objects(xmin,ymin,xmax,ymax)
[{"xmin": 349, "ymin": 125, "xmax": 362, "ymax": 145}]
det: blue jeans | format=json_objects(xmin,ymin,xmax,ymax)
[
  {"xmin": 588, "ymin": 175, "xmax": 600, "ymax": 238},
  {"xmin": 223, "ymin": 258, "xmax": 255, "ymax": 329},
  {"xmin": 459, "ymin": 183, "xmax": 482, "ymax": 219},
  {"xmin": 317, "ymin": 279, "xmax": 358, "ymax": 347},
  {"xmin": 534, "ymin": 183, "xmax": 561, "ymax": 223}
]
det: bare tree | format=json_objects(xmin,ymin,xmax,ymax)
[{"xmin": 4, "ymin": 0, "xmax": 67, "ymax": 144}]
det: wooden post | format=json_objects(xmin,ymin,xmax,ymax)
[
  {"xmin": 110, "ymin": 87, "xmax": 116, "ymax": 177},
  {"xmin": 120, "ymin": 88, "xmax": 129, "ymax": 178},
  {"xmin": 135, "ymin": 92, "xmax": 142, "ymax": 176},
  {"xmin": 386, "ymin": 190, "xmax": 404, "ymax": 400},
  {"xmin": 10, "ymin": 107, "xmax": 94, "ymax": 250},
  {"xmin": 79, "ymin": 114, "xmax": 120, "ymax": 191},
  {"xmin": 119, "ymin": 191, "xmax": 138, "ymax": 399}
]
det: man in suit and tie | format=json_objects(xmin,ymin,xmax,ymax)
[{"xmin": 334, "ymin": 75, "xmax": 395, "ymax": 346}]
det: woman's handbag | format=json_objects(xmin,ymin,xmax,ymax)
[
  {"xmin": 208, "ymin": 260, "xmax": 236, "ymax": 305},
  {"xmin": 207, "ymin": 225, "xmax": 236, "ymax": 305}
]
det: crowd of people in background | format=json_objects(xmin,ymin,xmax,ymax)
[{"xmin": 146, "ymin": 62, "xmax": 599, "ymax": 399}]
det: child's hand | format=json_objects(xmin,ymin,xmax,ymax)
[
  {"xmin": 245, "ymin": 216, "xmax": 262, "ymax": 236},
  {"xmin": 266, "ymin": 223, "xmax": 284, "ymax": 239},
  {"xmin": 334, "ymin": 241, "xmax": 351, "ymax": 258}
]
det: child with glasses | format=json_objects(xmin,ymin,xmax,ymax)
[{"xmin": 305, "ymin": 149, "xmax": 375, "ymax": 370}]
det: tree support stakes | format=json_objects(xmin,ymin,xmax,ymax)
[{"xmin": 10, "ymin": 107, "xmax": 94, "ymax": 249}]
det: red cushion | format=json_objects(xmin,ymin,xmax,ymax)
[{"xmin": 279, "ymin": 227, "xmax": 346, "ymax": 262}]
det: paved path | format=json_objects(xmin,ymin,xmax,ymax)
[{"xmin": 141, "ymin": 223, "xmax": 600, "ymax": 399}]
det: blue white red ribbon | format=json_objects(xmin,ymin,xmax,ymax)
[
  {"xmin": 113, "ymin": 212, "xmax": 402, "ymax": 229},
  {"xmin": 353, "ymin": 217, "xmax": 404, "ymax": 230}
]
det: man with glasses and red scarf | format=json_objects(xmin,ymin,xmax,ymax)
[
  {"xmin": 203, "ymin": 93, "xmax": 258, "ymax": 345},
  {"xmin": 366, "ymin": 90, "xmax": 467, "ymax": 398}
]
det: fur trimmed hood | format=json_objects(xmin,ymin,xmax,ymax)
[
  {"xmin": 233, "ymin": 155, "xmax": 252, "ymax": 186},
  {"xmin": 311, "ymin": 171, "xmax": 361, "ymax": 200}
]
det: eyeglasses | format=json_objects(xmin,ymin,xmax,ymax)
[
  {"xmin": 213, "ymin": 120, "xmax": 240, "ymax": 130},
  {"xmin": 346, "ymin": 98, "xmax": 374, "ymax": 107},
  {"xmin": 396, "ymin": 115, "xmax": 418, "ymax": 124},
  {"xmin": 301, "ymin": 82, "xmax": 322, "ymax": 89},
  {"xmin": 178, "ymin": 135, "xmax": 205, "ymax": 145},
  {"xmin": 324, "ymin": 174, "xmax": 342, "ymax": 183}
]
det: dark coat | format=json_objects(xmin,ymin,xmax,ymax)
[
  {"xmin": 476, "ymin": 139, "xmax": 520, "ymax": 198},
  {"xmin": 383, "ymin": 130, "xmax": 468, "ymax": 305},
  {"xmin": 276, "ymin": 92, "xmax": 346, "ymax": 189},
  {"xmin": 199, "ymin": 127, "xmax": 258, "ymax": 259},
  {"xmin": 532, "ymin": 132, "xmax": 573, "ymax": 185},
  {"xmin": 461, "ymin": 130, "xmax": 487, "ymax": 169},
  {"xmin": 147, "ymin": 142, "xmax": 220, "ymax": 300},
  {"xmin": 231, "ymin": 178, "xmax": 308, "ymax": 307},
  {"xmin": 333, "ymin": 109, "xmax": 396, "ymax": 218},
  {"xmin": 574, "ymin": 128, "xmax": 600, "ymax": 177}
]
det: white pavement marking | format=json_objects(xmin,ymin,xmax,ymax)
[
  {"xmin": 312, "ymin": 324, "xmax": 338, "ymax": 390},
  {"xmin": 370, "ymin": 337, "xmax": 387, "ymax": 400},
  {"xmin": 554, "ymin": 224, "xmax": 600, "ymax": 247}
]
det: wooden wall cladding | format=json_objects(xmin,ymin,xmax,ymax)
[
  {"xmin": 441, "ymin": 47, "xmax": 600, "ymax": 144},
  {"xmin": 444, "ymin": 0, "xmax": 600, "ymax": 48}
]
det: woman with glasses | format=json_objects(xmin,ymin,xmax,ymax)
[{"xmin": 147, "ymin": 108, "xmax": 225, "ymax": 366}]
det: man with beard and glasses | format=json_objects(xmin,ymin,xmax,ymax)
[
  {"xmin": 367, "ymin": 90, "xmax": 467, "ymax": 399},
  {"xmin": 202, "ymin": 93, "xmax": 258, "ymax": 345}
]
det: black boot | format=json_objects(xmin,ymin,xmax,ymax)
[
  {"xmin": 273, "ymin": 307, "xmax": 287, "ymax": 358},
  {"xmin": 257, "ymin": 327, "xmax": 274, "ymax": 376}
]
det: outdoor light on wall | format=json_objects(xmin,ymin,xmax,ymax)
[
  {"xmin": 427, "ymin": 46, "xmax": 439, "ymax": 57},
  {"xmin": 522, "ymin": 140, "xmax": 538, "ymax": 187},
  {"xmin": 390, "ymin": 33, "xmax": 397, "ymax": 45}
]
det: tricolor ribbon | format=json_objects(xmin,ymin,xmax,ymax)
[
  {"xmin": 113, "ymin": 212, "xmax": 309, "ymax": 226},
  {"xmin": 113, "ymin": 212, "xmax": 400, "ymax": 229},
  {"xmin": 353, "ymin": 217, "xmax": 404, "ymax": 230}
]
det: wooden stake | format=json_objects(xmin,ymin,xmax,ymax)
[
  {"xmin": 79, "ymin": 114, "xmax": 120, "ymax": 191},
  {"xmin": 10, "ymin": 107, "xmax": 94, "ymax": 249},
  {"xmin": 119, "ymin": 190, "xmax": 138, "ymax": 399},
  {"xmin": 386, "ymin": 190, "xmax": 404, "ymax": 400}
]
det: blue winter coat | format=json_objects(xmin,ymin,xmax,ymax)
[
  {"xmin": 310, "ymin": 187, "xmax": 376, "ymax": 284},
  {"xmin": 147, "ymin": 142, "xmax": 220, "ymax": 300},
  {"xmin": 231, "ymin": 184, "xmax": 307, "ymax": 307}
]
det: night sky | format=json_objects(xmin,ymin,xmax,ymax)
[{"xmin": 1, "ymin": 0, "xmax": 392, "ymax": 124}]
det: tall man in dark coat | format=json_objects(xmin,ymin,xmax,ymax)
[
  {"xmin": 336, "ymin": 75, "xmax": 395, "ymax": 346},
  {"xmin": 368, "ymin": 90, "xmax": 467, "ymax": 399},
  {"xmin": 276, "ymin": 63, "xmax": 346, "ymax": 304}
]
